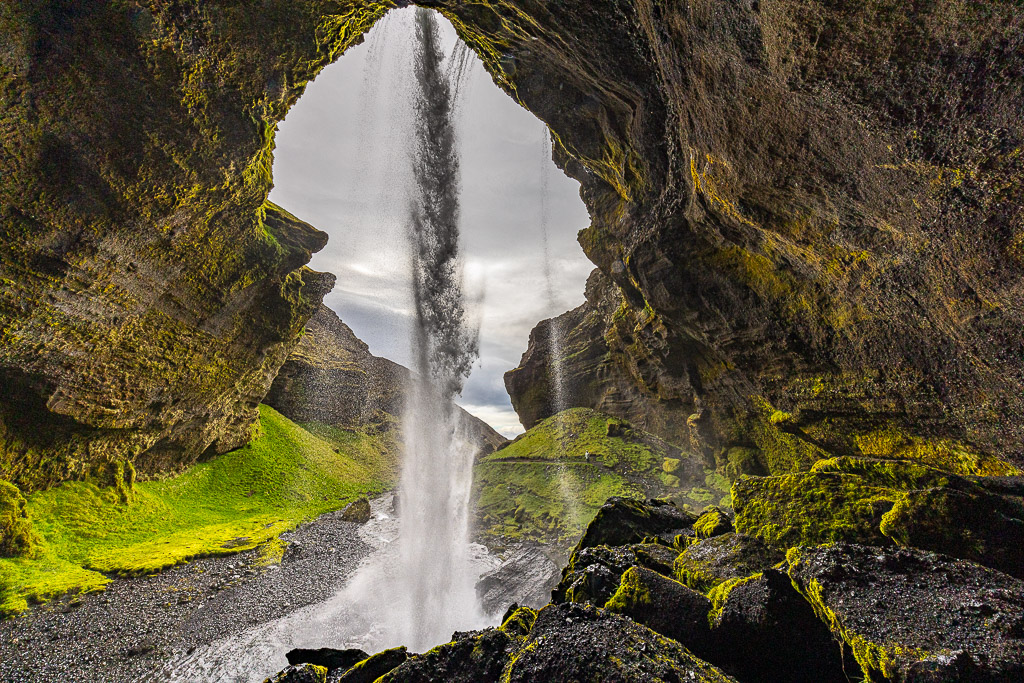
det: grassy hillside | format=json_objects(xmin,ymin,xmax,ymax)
[
  {"xmin": 0, "ymin": 405, "xmax": 398, "ymax": 616},
  {"xmin": 474, "ymin": 408, "xmax": 731, "ymax": 548}
]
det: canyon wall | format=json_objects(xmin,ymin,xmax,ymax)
[{"xmin": 2, "ymin": 0, "xmax": 1022, "ymax": 502}]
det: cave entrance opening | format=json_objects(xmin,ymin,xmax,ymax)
[{"xmin": 262, "ymin": 4, "xmax": 592, "ymax": 658}]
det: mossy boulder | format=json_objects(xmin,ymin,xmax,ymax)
[
  {"xmin": 335, "ymin": 647, "xmax": 408, "ymax": 683},
  {"xmin": 263, "ymin": 664, "xmax": 327, "ymax": 683},
  {"xmin": 377, "ymin": 629, "xmax": 515, "ymax": 683},
  {"xmin": 553, "ymin": 542, "xmax": 681, "ymax": 606},
  {"xmin": 787, "ymin": 543, "xmax": 1024, "ymax": 683},
  {"xmin": 576, "ymin": 497, "xmax": 696, "ymax": 551},
  {"xmin": 706, "ymin": 569, "xmax": 849, "ymax": 683},
  {"xmin": 0, "ymin": 480, "xmax": 36, "ymax": 558},
  {"xmin": 285, "ymin": 648, "xmax": 368, "ymax": 674},
  {"xmin": 500, "ymin": 602, "xmax": 736, "ymax": 682},
  {"xmin": 692, "ymin": 506, "xmax": 733, "ymax": 540},
  {"xmin": 339, "ymin": 496, "xmax": 371, "ymax": 524},
  {"xmin": 734, "ymin": 458, "xmax": 1024, "ymax": 578},
  {"xmin": 673, "ymin": 533, "xmax": 783, "ymax": 593},
  {"xmin": 604, "ymin": 566, "xmax": 714, "ymax": 655}
]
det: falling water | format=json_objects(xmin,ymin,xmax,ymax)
[
  {"xmin": 392, "ymin": 7, "xmax": 483, "ymax": 650},
  {"xmin": 537, "ymin": 129, "xmax": 579, "ymax": 531}
]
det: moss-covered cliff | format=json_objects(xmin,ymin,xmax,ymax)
[
  {"xmin": 3, "ymin": 1, "xmax": 1023, "ymax": 552},
  {"xmin": 0, "ymin": 1, "xmax": 395, "ymax": 496},
  {"xmin": 480, "ymin": 0, "xmax": 1024, "ymax": 474}
]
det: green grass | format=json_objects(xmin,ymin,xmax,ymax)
[
  {"xmin": 474, "ymin": 408, "xmax": 730, "ymax": 548},
  {"xmin": 0, "ymin": 405, "xmax": 398, "ymax": 616}
]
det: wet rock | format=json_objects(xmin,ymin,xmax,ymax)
[
  {"xmin": 707, "ymin": 568, "xmax": 849, "ymax": 683},
  {"xmin": 335, "ymin": 647, "xmax": 408, "ymax": 683},
  {"xmin": 553, "ymin": 542, "xmax": 680, "ymax": 605},
  {"xmin": 285, "ymin": 648, "xmax": 368, "ymax": 673},
  {"xmin": 500, "ymin": 602, "xmax": 736, "ymax": 682},
  {"xmin": 673, "ymin": 533, "xmax": 783, "ymax": 592},
  {"xmin": 604, "ymin": 566, "xmax": 713, "ymax": 654},
  {"xmin": 476, "ymin": 545, "xmax": 561, "ymax": 615},
  {"xmin": 264, "ymin": 664, "xmax": 327, "ymax": 683},
  {"xmin": 339, "ymin": 497, "xmax": 371, "ymax": 524},
  {"xmin": 787, "ymin": 543, "xmax": 1024, "ymax": 682},
  {"xmin": 576, "ymin": 497, "xmax": 696, "ymax": 550},
  {"xmin": 377, "ymin": 629, "xmax": 514, "ymax": 683}
]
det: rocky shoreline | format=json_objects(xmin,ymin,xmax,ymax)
[{"xmin": 0, "ymin": 506, "xmax": 377, "ymax": 683}]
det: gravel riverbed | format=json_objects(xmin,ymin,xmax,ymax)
[{"xmin": 0, "ymin": 501, "xmax": 380, "ymax": 683}]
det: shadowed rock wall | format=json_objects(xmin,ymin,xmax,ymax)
[
  {"xmin": 474, "ymin": 0, "xmax": 1024, "ymax": 472},
  {"xmin": 2, "ymin": 0, "xmax": 1023, "ymax": 498}
]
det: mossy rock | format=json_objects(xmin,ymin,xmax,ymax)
[
  {"xmin": 0, "ymin": 480, "xmax": 36, "ymax": 558},
  {"xmin": 554, "ymin": 542, "xmax": 681, "ymax": 606},
  {"xmin": 787, "ymin": 543, "xmax": 1024, "ymax": 683},
  {"xmin": 377, "ymin": 630, "xmax": 514, "ymax": 683},
  {"xmin": 500, "ymin": 606, "xmax": 538, "ymax": 640},
  {"xmin": 336, "ymin": 647, "xmax": 407, "ymax": 683},
  {"xmin": 705, "ymin": 569, "xmax": 849, "ymax": 683},
  {"xmin": 576, "ymin": 497, "xmax": 696, "ymax": 551},
  {"xmin": 263, "ymin": 664, "xmax": 327, "ymax": 683},
  {"xmin": 693, "ymin": 506, "xmax": 733, "ymax": 539},
  {"xmin": 673, "ymin": 533, "xmax": 784, "ymax": 593},
  {"xmin": 723, "ymin": 447, "xmax": 766, "ymax": 480},
  {"xmin": 339, "ymin": 496, "xmax": 371, "ymax": 524},
  {"xmin": 732, "ymin": 472, "xmax": 898, "ymax": 548},
  {"xmin": 604, "ymin": 566, "xmax": 714, "ymax": 655}
]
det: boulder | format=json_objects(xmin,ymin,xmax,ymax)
[
  {"xmin": 476, "ymin": 545, "xmax": 561, "ymax": 615},
  {"xmin": 500, "ymin": 602, "xmax": 737, "ymax": 682},
  {"xmin": 673, "ymin": 533, "xmax": 783, "ymax": 593},
  {"xmin": 707, "ymin": 568, "xmax": 849, "ymax": 682},
  {"xmin": 377, "ymin": 629, "xmax": 515, "ymax": 683},
  {"xmin": 285, "ymin": 648, "xmax": 368, "ymax": 674},
  {"xmin": 263, "ymin": 664, "xmax": 327, "ymax": 683},
  {"xmin": 604, "ymin": 566, "xmax": 714, "ymax": 655},
  {"xmin": 692, "ymin": 506, "xmax": 733, "ymax": 540},
  {"xmin": 787, "ymin": 543, "xmax": 1024, "ymax": 682},
  {"xmin": 553, "ymin": 542, "xmax": 680, "ymax": 606},
  {"xmin": 334, "ymin": 647, "xmax": 408, "ymax": 683},
  {"xmin": 575, "ymin": 497, "xmax": 696, "ymax": 551},
  {"xmin": 339, "ymin": 497, "xmax": 372, "ymax": 524}
]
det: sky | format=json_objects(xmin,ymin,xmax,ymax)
[{"xmin": 268, "ymin": 9, "xmax": 594, "ymax": 438}]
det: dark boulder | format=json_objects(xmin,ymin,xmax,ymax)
[
  {"xmin": 604, "ymin": 566, "xmax": 714, "ymax": 655},
  {"xmin": 788, "ymin": 543, "xmax": 1024, "ymax": 682},
  {"xmin": 692, "ymin": 506, "xmax": 733, "ymax": 540},
  {"xmin": 553, "ymin": 542, "xmax": 680, "ymax": 605},
  {"xmin": 334, "ymin": 647, "xmax": 408, "ymax": 683},
  {"xmin": 476, "ymin": 545, "xmax": 561, "ymax": 615},
  {"xmin": 339, "ymin": 497, "xmax": 372, "ymax": 524},
  {"xmin": 707, "ymin": 568, "xmax": 849, "ymax": 683},
  {"xmin": 501, "ymin": 602, "xmax": 737, "ymax": 682},
  {"xmin": 377, "ymin": 629, "xmax": 515, "ymax": 683},
  {"xmin": 263, "ymin": 664, "xmax": 327, "ymax": 683},
  {"xmin": 673, "ymin": 533, "xmax": 784, "ymax": 592},
  {"xmin": 285, "ymin": 648, "xmax": 368, "ymax": 674},
  {"xmin": 576, "ymin": 497, "xmax": 696, "ymax": 551}
]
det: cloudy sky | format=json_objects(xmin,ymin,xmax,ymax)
[{"xmin": 269, "ymin": 9, "xmax": 594, "ymax": 437}]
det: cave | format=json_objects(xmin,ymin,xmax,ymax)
[{"xmin": 2, "ymin": 1, "xmax": 1023, "ymax": 681}]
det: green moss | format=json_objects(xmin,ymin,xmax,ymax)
[
  {"xmin": 473, "ymin": 408, "xmax": 705, "ymax": 545},
  {"xmin": 0, "ymin": 481, "xmax": 37, "ymax": 558},
  {"xmin": 706, "ymin": 573, "xmax": 762, "ymax": 626},
  {"xmin": 693, "ymin": 507, "xmax": 732, "ymax": 539},
  {"xmin": 604, "ymin": 566, "xmax": 653, "ymax": 613},
  {"xmin": 500, "ymin": 606, "xmax": 538, "ymax": 639},
  {"xmin": 746, "ymin": 397, "xmax": 830, "ymax": 475},
  {"xmin": 0, "ymin": 405, "xmax": 391, "ymax": 616},
  {"xmin": 852, "ymin": 425, "xmax": 1020, "ymax": 476},
  {"xmin": 732, "ymin": 472, "xmax": 898, "ymax": 548}
]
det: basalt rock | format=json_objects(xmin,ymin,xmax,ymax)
[
  {"xmin": 787, "ymin": 543, "xmax": 1024, "ymax": 683},
  {"xmin": 264, "ymin": 664, "xmax": 328, "ymax": 683},
  {"xmin": 475, "ymin": 545, "xmax": 561, "ymax": 616},
  {"xmin": 472, "ymin": 0, "xmax": 1024, "ymax": 474},
  {"xmin": 673, "ymin": 533, "xmax": 784, "ymax": 593},
  {"xmin": 553, "ymin": 542, "xmax": 681, "ymax": 607},
  {"xmin": 266, "ymin": 305, "xmax": 506, "ymax": 456},
  {"xmin": 575, "ymin": 497, "xmax": 696, "ymax": 551},
  {"xmin": 339, "ymin": 497, "xmax": 372, "ymax": 524},
  {"xmin": 286, "ymin": 648, "xmax": 369, "ymax": 674},
  {"xmin": 334, "ymin": 647, "xmax": 408, "ymax": 683}
]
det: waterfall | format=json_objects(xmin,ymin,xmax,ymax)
[{"xmin": 393, "ymin": 7, "xmax": 482, "ymax": 651}]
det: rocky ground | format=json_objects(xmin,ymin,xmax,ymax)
[{"xmin": 0, "ymin": 505, "xmax": 378, "ymax": 683}]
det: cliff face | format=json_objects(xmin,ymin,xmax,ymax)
[
  {"xmin": 0, "ymin": 1, "xmax": 392, "ymax": 491},
  {"xmin": 2, "ymin": 0, "xmax": 1022, "ymax": 493},
  {"xmin": 266, "ymin": 305, "xmax": 506, "ymax": 455},
  {"xmin": 467, "ymin": 0, "xmax": 1024, "ymax": 472}
]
